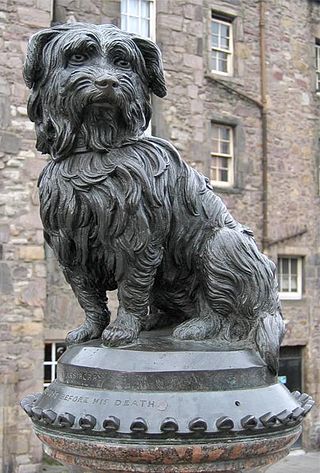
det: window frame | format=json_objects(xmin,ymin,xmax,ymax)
[
  {"xmin": 121, "ymin": 0, "xmax": 156, "ymax": 41},
  {"xmin": 210, "ymin": 123, "xmax": 234, "ymax": 187},
  {"xmin": 277, "ymin": 256, "xmax": 303, "ymax": 300},
  {"xmin": 44, "ymin": 341, "xmax": 66, "ymax": 388},
  {"xmin": 210, "ymin": 15, "xmax": 233, "ymax": 76},
  {"xmin": 316, "ymin": 41, "xmax": 320, "ymax": 93}
]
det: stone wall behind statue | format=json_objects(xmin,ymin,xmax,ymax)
[{"xmin": 0, "ymin": 1, "xmax": 319, "ymax": 471}]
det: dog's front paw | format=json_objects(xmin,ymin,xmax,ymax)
[
  {"xmin": 102, "ymin": 323, "xmax": 139, "ymax": 347},
  {"xmin": 66, "ymin": 321, "xmax": 105, "ymax": 345}
]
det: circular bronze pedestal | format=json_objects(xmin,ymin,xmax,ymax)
[{"xmin": 21, "ymin": 331, "xmax": 314, "ymax": 472}]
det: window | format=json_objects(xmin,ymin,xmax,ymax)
[
  {"xmin": 210, "ymin": 123, "xmax": 234, "ymax": 186},
  {"xmin": 316, "ymin": 41, "xmax": 320, "ymax": 93},
  {"xmin": 277, "ymin": 256, "xmax": 302, "ymax": 300},
  {"xmin": 44, "ymin": 342, "xmax": 66, "ymax": 388},
  {"xmin": 121, "ymin": 0, "xmax": 155, "ymax": 40},
  {"xmin": 211, "ymin": 14, "xmax": 233, "ymax": 75}
]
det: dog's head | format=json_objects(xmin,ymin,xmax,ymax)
[{"xmin": 24, "ymin": 23, "xmax": 167, "ymax": 160}]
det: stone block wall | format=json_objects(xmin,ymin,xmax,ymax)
[
  {"xmin": 0, "ymin": 1, "xmax": 319, "ymax": 471},
  {"xmin": 265, "ymin": 0, "xmax": 320, "ymax": 449},
  {"xmin": 0, "ymin": 1, "xmax": 51, "ymax": 471}
]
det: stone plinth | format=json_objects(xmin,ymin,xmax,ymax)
[{"xmin": 21, "ymin": 330, "xmax": 314, "ymax": 472}]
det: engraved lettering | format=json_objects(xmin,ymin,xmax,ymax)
[{"xmin": 92, "ymin": 398, "xmax": 109, "ymax": 406}]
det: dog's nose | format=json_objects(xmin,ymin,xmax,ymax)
[{"xmin": 94, "ymin": 75, "xmax": 119, "ymax": 89}]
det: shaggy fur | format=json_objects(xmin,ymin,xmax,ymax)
[{"xmin": 24, "ymin": 23, "xmax": 285, "ymax": 373}]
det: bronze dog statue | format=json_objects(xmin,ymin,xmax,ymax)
[{"xmin": 24, "ymin": 23, "xmax": 284, "ymax": 373}]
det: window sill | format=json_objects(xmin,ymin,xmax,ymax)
[
  {"xmin": 213, "ymin": 186, "xmax": 243, "ymax": 195},
  {"xmin": 205, "ymin": 71, "xmax": 244, "ymax": 88},
  {"xmin": 279, "ymin": 293, "xmax": 303, "ymax": 301}
]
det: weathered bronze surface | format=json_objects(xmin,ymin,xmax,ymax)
[
  {"xmin": 23, "ymin": 22, "xmax": 284, "ymax": 374},
  {"xmin": 20, "ymin": 23, "xmax": 315, "ymax": 472}
]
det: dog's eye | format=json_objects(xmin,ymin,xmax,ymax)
[
  {"xmin": 114, "ymin": 58, "xmax": 130, "ymax": 68},
  {"xmin": 69, "ymin": 53, "xmax": 88, "ymax": 64}
]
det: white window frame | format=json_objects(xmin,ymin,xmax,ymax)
[
  {"xmin": 210, "ymin": 123, "xmax": 234, "ymax": 187},
  {"xmin": 44, "ymin": 341, "xmax": 66, "ymax": 388},
  {"xmin": 210, "ymin": 15, "xmax": 233, "ymax": 76},
  {"xmin": 121, "ymin": 0, "xmax": 156, "ymax": 41},
  {"xmin": 278, "ymin": 256, "xmax": 303, "ymax": 300},
  {"xmin": 316, "ymin": 42, "xmax": 320, "ymax": 93}
]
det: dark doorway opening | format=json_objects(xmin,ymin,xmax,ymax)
[{"xmin": 279, "ymin": 345, "xmax": 304, "ymax": 448}]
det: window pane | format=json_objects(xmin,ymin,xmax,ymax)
[
  {"xmin": 121, "ymin": 0, "xmax": 128, "ymax": 14},
  {"xmin": 220, "ymin": 157, "xmax": 229, "ymax": 169},
  {"xmin": 141, "ymin": 0, "xmax": 150, "ymax": 18},
  {"xmin": 290, "ymin": 258, "xmax": 298, "ymax": 275},
  {"xmin": 45, "ymin": 343, "xmax": 52, "ymax": 362},
  {"xmin": 212, "ymin": 139, "xmax": 219, "ymax": 153},
  {"xmin": 141, "ymin": 19, "xmax": 150, "ymax": 38},
  {"xmin": 128, "ymin": 16, "xmax": 139, "ymax": 33},
  {"xmin": 221, "ymin": 36, "xmax": 230, "ymax": 49},
  {"xmin": 211, "ymin": 156, "xmax": 230, "ymax": 183},
  {"xmin": 281, "ymin": 258, "xmax": 289, "ymax": 275},
  {"xmin": 218, "ymin": 54, "xmax": 228, "ymax": 73},
  {"xmin": 221, "ymin": 140, "xmax": 230, "ymax": 154},
  {"xmin": 56, "ymin": 343, "xmax": 66, "ymax": 360},
  {"xmin": 129, "ymin": 0, "xmax": 139, "ymax": 16},
  {"xmin": 44, "ymin": 365, "xmax": 52, "ymax": 384},
  {"xmin": 291, "ymin": 275, "xmax": 298, "ymax": 292},
  {"xmin": 281, "ymin": 275, "xmax": 289, "ymax": 292},
  {"xmin": 221, "ymin": 24, "xmax": 230, "ymax": 40},
  {"xmin": 211, "ymin": 21, "xmax": 219, "ymax": 35},
  {"xmin": 211, "ymin": 35, "xmax": 219, "ymax": 48},
  {"xmin": 121, "ymin": 15, "xmax": 127, "ymax": 30},
  {"xmin": 220, "ymin": 169, "xmax": 229, "ymax": 182},
  {"xmin": 211, "ymin": 51, "xmax": 219, "ymax": 71},
  {"xmin": 220, "ymin": 126, "xmax": 230, "ymax": 141},
  {"xmin": 210, "ymin": 167, "xmax": 218, "ymax": 181}
]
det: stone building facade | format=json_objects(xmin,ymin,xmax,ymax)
[{"xmin": 0, "ymin": 0, "xmax": 319, "ymax": 471}]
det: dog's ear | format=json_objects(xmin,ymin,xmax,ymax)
[
  {"xmin": 23, "ymin": 28, "xmax": 58, "ymax": 89},
  {"xmin": 131, "ymin": 36, "xmax": 167, "ymax": 98}
]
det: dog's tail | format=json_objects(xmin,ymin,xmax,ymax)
[{"xmin": 256, "ymin": 310, "xmax": 285, "ymax": 374}]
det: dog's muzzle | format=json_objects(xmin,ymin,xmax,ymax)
[
  {"xmin": 94, "ymin": 74, "xmax": 119, "ymax": 91},
  {"xmin": 89, "ymin": 74, "xmax": 120, "ymax": 106}
]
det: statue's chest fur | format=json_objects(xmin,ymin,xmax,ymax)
[
  {"xmin": 38, "ymin": 138, "xmax": 234, "ymax": 278},
  {"xmin": 38, "ymin": 139, "xmax": 177, "ymax": 268}
]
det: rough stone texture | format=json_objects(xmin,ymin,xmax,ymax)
[
  {"xmin": 263, "ymin": 0, "xmax": 320, "ymax": 450},
  {"xmin": 0, "ymin": 0, "xmax": 319, "ymax": 472},
  {"xmin": 0, "ymin": 1, "xmax": 50, "ymax": 471}
]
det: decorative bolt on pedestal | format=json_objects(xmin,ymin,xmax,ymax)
[{"xmin": 21, "ymin": 23, "xmax": 314, "ymax": 472}]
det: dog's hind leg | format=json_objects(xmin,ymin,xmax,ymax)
[
  {"xmin": 173, "ymin": 292, "xmax": 223, "ymax": 340},
  {"xmin": 174, "ymin": 226, "xmax": 283, "ymax": 371},
  {"xmin": 63, "ymin": 267, "xmax": 111, "ymax": 344},
  {"xmin": 102, "ymin": 244, "xmax": 163, "ymax": 346}
]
